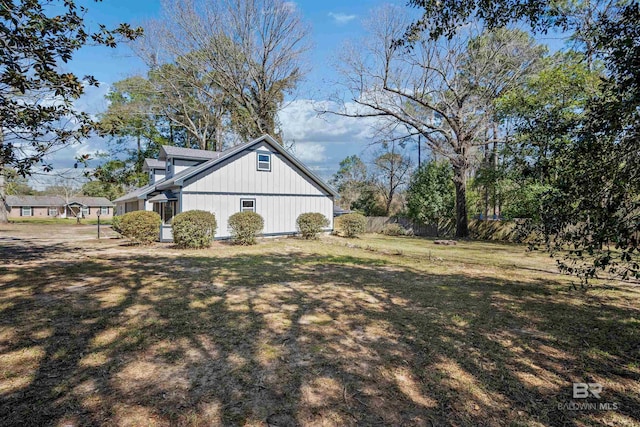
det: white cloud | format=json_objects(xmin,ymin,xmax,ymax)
[
  {"xmin": 73, "ymin": 83, "xmax": 110, "ymax": 117},
  {"xmin": 292, "ymin": 141, "xmax": 326, "ymax": 163},
  {"xmin": 279, "ymin": 99, "xmax": 378, "ymax": 144},
  {"xmin": 278, "ymin": 99, "xmax": 380, "ymax": 179},
  {"xmin": 328, "ymin": 12, "xmax": 357, "ymax": 25},
  {"xmin": 282, "ymin": 1, "xmax": 297, "ymax": 12}
]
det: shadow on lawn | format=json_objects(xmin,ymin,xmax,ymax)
[{"xmin": 0, "ymin": 240, "xmax": 639, "ymax": 426}]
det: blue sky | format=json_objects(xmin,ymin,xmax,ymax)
[
  {"xmin": 50, "ymin": 0, "xmax": 411, "ymax": 183},
  {"xmin": 70, "ymin": 0, "xmax": 388, "ymax": 95},
  {"xmin": 48, "ymin": 0, "xmax": 568, "ymax": 186}
]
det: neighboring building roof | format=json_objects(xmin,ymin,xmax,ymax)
[
  {"xmin": 159, "ymin": 145, "xmax": 221, "ymax": 161},
  {"xmin": 6, "ymin": 195, "xmax": 114, "ymax": 207},
  {"xmin": 69, "ymin": 197, "xmax": 115, "ymax": 207},
  {"xmin": 157, "ymin": 135, "xmax": 338, "ymax": 196},
  {"xmin": 6, "ymin": 195, "xmax": 63, "ymax": 207},
  {"xmin": 143, "ymin": 158, "xmax": 166, "ymax": 171}
]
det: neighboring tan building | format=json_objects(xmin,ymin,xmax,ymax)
[
  {"xmin": 114, "ymin": 134, "xmax": 337, "ymax": 241},
  {"xmin": 6, "ymin": 195, "xmax": 115, "ymax": 220}
]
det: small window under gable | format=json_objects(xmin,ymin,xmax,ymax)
[
  {"xmin": 257, "ymin": 152, "xmax": 271, "ymax": 171},
  {"xmin": 240, "ymin": 199, "xmax": 256, "ymax": 212}
]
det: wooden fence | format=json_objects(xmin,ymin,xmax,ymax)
[
  {"xmin": 366, "ymin": 216, "xmax": 443, "ymax": 237},
  {"xmin": 366, "ymin": 217, "xmax": 533, "ymax": 241}
]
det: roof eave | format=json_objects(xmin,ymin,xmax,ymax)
[{"xmin": 158, "ymin": 135, "xmax": 337, "ymax": 197}]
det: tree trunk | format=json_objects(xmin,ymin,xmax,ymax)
[
  {"xmin": 483, "ymin": 144, "xmax": 489, "ymax": 220},
  {"xmin": 483, "ymin": 130, "xmax": 489, "ymax": 220},
  {"xmin": 453, "ymin": 165, "xmax": 469, "ymax": 238},
  {"xmin": 492, "ymin": 124, "xmax": 499, "ymax": 217},
  {"xmin": 0, "ymin": 130, "xmax": 7, "ymax": 223},
  {"xmin": 384, "ymin": 195, "xmax": 392, "ymax": 216},
  {"xmin": 0, "ymin": 168, "xmax": 8, "ymax": 224}
]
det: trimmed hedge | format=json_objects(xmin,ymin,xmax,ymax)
[
  {"xmin": 297, "ymin": 212, "xmax": 329, "ymax": 239},
  {"xmin": 335, "ymin": 213, "xmax": 366, "ymax": 238},
  {"xmin": 381, "ymin": 223, "xmax": 407, "ymax": 236},
  {"xmin": 172, "ymin": 210, "xmax": 217, "ymax": 249},
  {"xmin": 111, "ymin": 215, "xmax": 123, "ymax": 235},
  {"xmin": 228, "ymin": 211, "xmax": 264, "ymax": 245},
  {"xmin": 119, "ymin": 211, "xmax": 161, "ymax": 244}
]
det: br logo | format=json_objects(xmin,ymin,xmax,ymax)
[{"xmin": 573, "ymin": 383, "xmax": 602, "ymax": 399}]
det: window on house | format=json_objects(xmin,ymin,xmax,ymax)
[
  {"xmin": 81, "ymin": 206, "xmax": 90, "ymax": 216},
  {"xmin": 240, "ymin": 199, "xmax": 256, "ymax": 212},
  {"xmin": 100, "ymin": 206, "xmax": 109, "ymax": 215},
  {"xmin": 163, "ymin": 200, "xmax": 177, "ymax": 224},
  {"xmin": 48, "ymin": 207, "xmax": 57, "ymax": 217},
  {"xmin": 21, "ymin": 207, "xmax": 32, "ymax": 217},
  {"xmin": 257, "ymin": 152, "xmax": 271, "ymax": 171}
]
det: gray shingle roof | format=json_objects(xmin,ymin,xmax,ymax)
[
  {"xmin": 6, "ymin": 195, "xmax": 114, "ymax": 207},
  {"xmin": 69, "ymin": 197, "xmax": 115, "ymax": 207},
  {"xmin": 157, "ymin": 139, "xmax": 257, "ymax": 190},
  {"xmin": 159, "ymin": 145, "xmax": 221, "ymax": 161},
  {"xmin": 143, "ymin": 158, "xmax": 166, "ymax": 170},
  {"xmin": 6, "ymin": 195, "xmax": 63, "ymax": 207}
]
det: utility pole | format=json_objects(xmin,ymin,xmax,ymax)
[{"xmin": 97, "ymin": 209, "xmax": 101, "ymax": 239}]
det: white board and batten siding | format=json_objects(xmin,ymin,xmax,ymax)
[
  {"xmin": 173, "ymin": 159, "xmax": 202, "ymax": 176},
  {"xmin": 160, "ymin": 225, "xmax": 173, "ymax": 241},
  {"xmin": 151, "ymin": 169, "xmax": 166, "ymax": 184},
  {"xmin": 181, "ymin": 142, "xmax": 334, "ymax": 239}
]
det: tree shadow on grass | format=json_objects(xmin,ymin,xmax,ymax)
[{"xmin": 0, "ymin": 241, "xmax": 639, "ymax": 426}]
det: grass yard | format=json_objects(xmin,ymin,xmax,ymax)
[
  {"xmin": 0, "ymin": 223, "xmax": 639, "ymax": 426},
  {"xmin": 9, "ymin": 217, "xmax": 113, "ymax": 226}
]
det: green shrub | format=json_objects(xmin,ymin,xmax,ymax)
[
  {"xmin": 111, "ymin": 215, "xmax": 123, "ymax": 235},
  {"xmin": 381, "ymin": 223, "xmax": 407, "ymax": 236},
  {"xmin": 119, "ymin": 211, "xmax": 161, "ymax": 245},
  {"xmin": 172, "ymin": 210, "xmax": 217, "ymax": 249},
  {"xmin": 335, "ymin": 213, "xmax": 367, "ymax": 238},
  {"xmin": 228, "ymin": 211, "xmax": 264, "ymax": 245},
  {"xmin": 297, "ymin": 212, "xmax": 329, "ymax": 239}
]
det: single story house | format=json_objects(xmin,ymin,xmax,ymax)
[
  {"xmin": 6, "ymin": 196, "xmax": 115, "ymax": 219},
  {"xmin": 114, "ymin": 134, "xmax": 337, "ymax": 241}
]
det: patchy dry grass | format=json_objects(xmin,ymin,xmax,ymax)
[
  {"xmin": 0, "ymin": 224, "xmax": 639, "ymax": 426},
  {"xmin": 9, "ymin": 217, "xmax": 113, "ymax": 225}
]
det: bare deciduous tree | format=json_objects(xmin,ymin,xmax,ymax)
[
  {"xmin": 372, "ymin": 143, "xmax": 412, "ymax": 216},
  {"xmin": 151, "ymin": 57, "xmax": 229, "ymax": 151},
  {"xmin": 326, "ymin": 5, "xmax": 543, "ymax": 237},
  {"xmin": 133, "ymin": 0, "xmax": 311, "ymax": 144}
]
